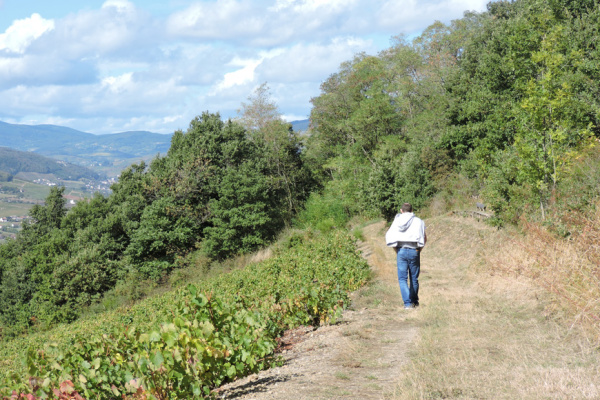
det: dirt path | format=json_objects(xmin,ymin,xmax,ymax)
[
  {"xmin": 397, "ymin": 216, "xmax": 600, "ymax": 399},
  {"xmin": 217, "ymin": 220, "xmax": 417, "ymax": 399},
  {"xmin": 219, "ymin": 216, "xmax": 600, "ymax": 399}
]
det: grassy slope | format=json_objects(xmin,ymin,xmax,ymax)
[
  {"xmin": 0, "ymin": 229, "xmax": 370, "ymax": 392},
  {"xmin": 214, "ymin": 215, "xmax": 600, "ymax": 399},
  {"xmin": 2, "ymin": 211, "xmax": 598, "ymax": 397},
  {"xmin": 0, "ymin": 179, "xmax": 49, "ymax": 220},
  {"xmin": 394, "ymin": 215, "xmax": 600, "ymax": 399}
]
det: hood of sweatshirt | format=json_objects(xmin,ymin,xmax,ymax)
[{"xmin": 395, "ymin": 212, "xmax": 414, "ymax": 232}]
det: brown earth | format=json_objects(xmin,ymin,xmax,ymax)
[
  {"xmin": 216, "ymin": 220, "xmax": 415, "ymax": 399},
  {"xmin": 217, "ymin": 216, "xmax": 600, "ymax": 399}
]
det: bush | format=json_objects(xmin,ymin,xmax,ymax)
[
  {"xmin": 294, "ymin": 191, "xmax": 350, "ymax": 232},
  {"xmin": 1, "ymin": 230, "xmax": 370, "ymax": 399},
  {"xmin": 365, "ymin": 150, "xmax": 434, "ymax": 220}
]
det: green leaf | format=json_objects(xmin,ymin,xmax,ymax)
[
  {"xmin": 149, "ymin": 331, "xmax": 161, "ymax": 342},
  {"xmin": 227, "ymin": 365, "xmax": 236, "ymax": 378},
  {"xmin": 162, "ymin": 330, "xmax": 177, "ymax": 348},
  {"xmin": 173, "ymin": 348, "xmax": 183, "ymax": 362},
  {"xmin": 137, "ymin": 357, "xmax": 149, "ymax": 373},
  {"xmin": 192, "ymin": 383, "xmax": 202, "ymax": 396},
  {"xmin": 151, "ymin": 351, "xmax": 164, "ymax": 368}
]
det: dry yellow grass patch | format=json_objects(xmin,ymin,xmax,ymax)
[
  {"xmin": 394, "ymin": 215, "xmax": 600, "ymax": 400},
  {"xmin": 485, "ymin": 215, "xmax": 600, "ymax": 345}
]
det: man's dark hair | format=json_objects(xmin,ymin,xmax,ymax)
[{"xmin": 401, "ymin": 203, "xmax": 413, "ymax": 213}]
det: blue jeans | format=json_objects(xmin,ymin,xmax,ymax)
[{"xmin": 396, "ymin": 247, "xmax": 420, "ymax": 307}]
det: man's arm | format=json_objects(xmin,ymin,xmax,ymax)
[{"xmin": 417, "ymin": 226, "xmax": 427, "ymax": 252}]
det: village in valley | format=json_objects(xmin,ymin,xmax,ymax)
[
  {"xmin": 0, "ymin": 216, "xmax": 30, "ymax": 241},
  {"xmin": 0, "ymin": 177, "xmax": 116, "ymax": 242}
]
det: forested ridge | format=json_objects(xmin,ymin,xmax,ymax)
[
  {"xmin": 0, "ymin": 122, "xmax": 173, "ymax": 176},
  {"xmin": 0, "ymin": 147, "xmax": 102, "ymax": 181},
  {"xmin": 1, "ymin": 0, "xmax": 600, "ymax": 397}
]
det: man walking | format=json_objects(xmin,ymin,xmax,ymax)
[{"xmin": 385, "ymin": 203, "xmax": 427, "ymax": 309}]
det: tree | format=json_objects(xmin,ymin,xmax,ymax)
[
  {"xmin": 514, "ymin": 23, "xmax": 592, "ymax": 218},
  {"xmin": 237, "ymin": 82, "xmax": 281, "ymax": 133},
  {"xmin": 310, "ymin": 54, "xmax": 404, "ymax": 163},
  {"xmin": 29, "ymin": 186, "xmax": 67, "ymax": 234},
  {"xmin": 238, "ymin": 84, "xmax": 315, "ymax": 220}
]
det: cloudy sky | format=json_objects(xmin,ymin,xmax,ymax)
[{"xmin": 0, "ymin": 0, "xmax": 488, "ymax": 134}]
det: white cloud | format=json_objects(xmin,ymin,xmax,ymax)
[
  {"xmin": 166, "ymin": 0, "xmax": 263, "ymax": 41},
  {"xmin": 0, "ymin": 54, "xmax": 96, "ymax": 89},
  {"xmin": 166, "ymin": 0, "xmax": 364, "ymax": 46},
  {"xmin": 211, "ymin": 48, "xmax": 285, "ymax": 93},
  {"xmin": 0, "ymin": 13, "xmax": 54, "ymax": 54},
  {"xmin": 378, "ymin": 0, "xmax": 488, "ymax": 32},
  {"xmin": 101, "ymin": 72, "xmax": 134, "ymax": 94},
  {"xmin": 38, "ymin": 2, "xmax": 157, "ymax": 60},
  {"xmin": 281, "ymin": 113, "xmax": 308, "ymax": 122},
  {"xmin": 256, "ymin": 37, "xmax": 374, "ymax": 83},
  {"xmin": 162, "ymin": 115, "xmax": 182, "ymax": 124},
  {"xmin": 271, "ymin": 0, "xmax": 357, "ymax": 13},
  {"xmin": 215, "ymin": 58, "xmax": 262, "ymax": 90},
  {"xmin": 0, "ymin": 0, "xmax": 490, "ymax": 134}
]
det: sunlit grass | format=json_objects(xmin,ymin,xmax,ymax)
[{"xmin": 394, "ymin": 216, "xmax": 600, "ymax": 399}]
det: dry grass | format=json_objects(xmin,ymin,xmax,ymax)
[
  {"xmin": 485, "ymin": 208, "xmax": 600, "ymax": 346},
  {"xmin": 394, "ymin": 215, "xmax": 600, "ymax": 399},
  {"xmin": 217, "ymin": 215, "xmax": 600, "ymax": 399}
]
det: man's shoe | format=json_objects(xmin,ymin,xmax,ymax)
[{"xmin": 404, "ymin": 304, "xmax": 415, "ymax": 309}]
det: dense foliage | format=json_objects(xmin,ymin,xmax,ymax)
[
  {"xmin": 0, "ymin": 112, "xmax": 314, "ymax": 337},
  {"xmin": 307, "ymin": 0, "xmax": 600, "ymax": 225},
  {"xmin": 1, "ymin": 0, "xmax": 600, "ymax": 395},
  {"xmin": 1, "ymin": 230, "xmax": 370, "ymax": 399},
  {"xmin": 0, "ymin": 147, "xmax": 101, "ymax": 180}
]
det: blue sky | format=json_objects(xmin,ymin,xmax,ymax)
[{"xmin": 0, "ymin": 0, "xmax": 488, "ymax": 134}]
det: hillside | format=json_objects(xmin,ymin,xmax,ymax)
[
  {"xmin": 3, "ymin": 215, "xmax": 596, "ymax": 398},
  {"xmin": 290, "ymin": 119, "xmax": 309, "ymax": 132},
  {"xmin": 219, "ymin": 216, "xmax": 600, "ymax": 399},
  {"xmin": 0, "ymin": 147, "xmax": 102, "ymax": 181},
  {"xmin": 0, "ymin": 121, "xmax": 172, "ymax": 177},
  {"xmin": 0, "ymin": 120, "xmax": 310, "ymax": 177}
]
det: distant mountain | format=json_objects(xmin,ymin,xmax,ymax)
[
  {"xmin": 0, "ymin": 147, "xmax": 102, "ymax": 180},
  {"xmin": 291, "ymin": 119, "xmax": 310, "ymax": 132},
  {"xmin": 0, "ymin": 120, "xmax": 309, "ymax": 178},
  {"xmin": 0, "ymin": 121, "xmax": 173, "ymax": 177}
]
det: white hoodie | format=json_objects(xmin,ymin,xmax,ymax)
[{"xmin": 385, "ymin": 212, "xmax": 426, "ymax": 248}]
